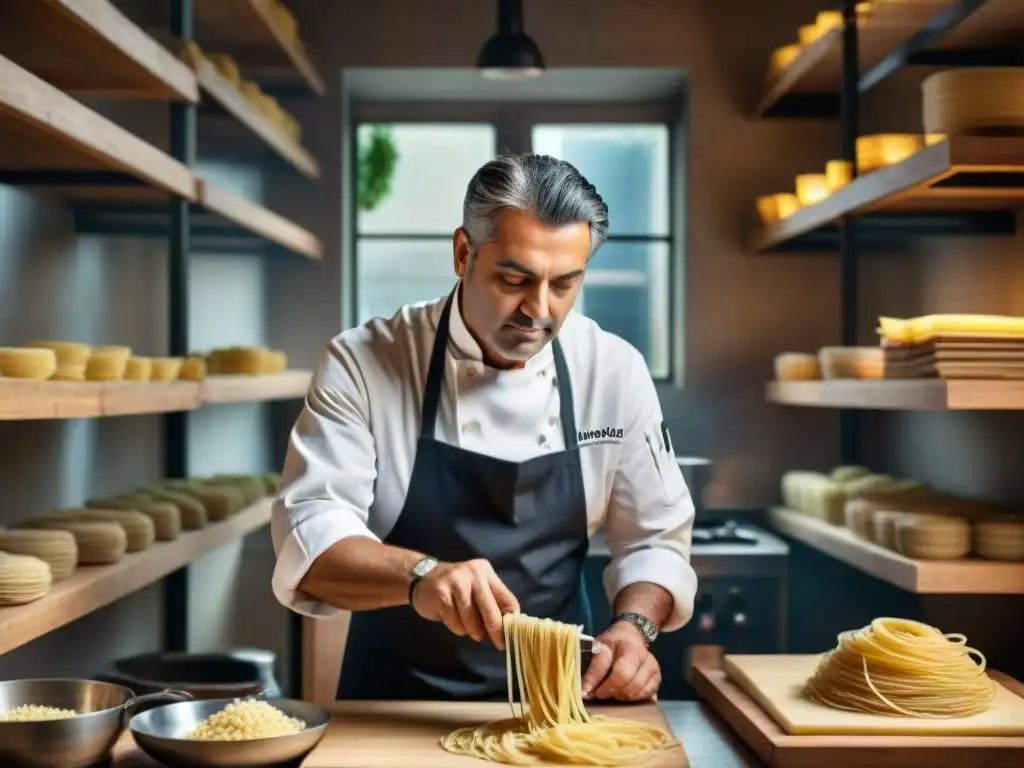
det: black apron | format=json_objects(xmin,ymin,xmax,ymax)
[{"xmin": 337, "ymin": 289, "xmax": 593, "ymax": 701}]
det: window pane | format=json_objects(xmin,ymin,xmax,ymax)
[
  {"xmin": 356, "ymin": 238, "xmax": 455, "ymax": 324},
  {"xmin": 357, "ymin": 124, "xmax": 497, "ymax": 235},
  {"xmin": 578, "ymin": 241, "xmax": 670, "ymax": 379},
  {"xmin": 531, "ymin": 124, "xmax": 670, "ymax": 237}
]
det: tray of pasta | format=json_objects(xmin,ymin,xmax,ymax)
[{"xmin": 692, "ymin": 618, "xmax": 1024, "ymax": 768}]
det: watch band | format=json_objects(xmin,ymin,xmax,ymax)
[
  {"xmin": 613, "ymin": 611, "xmax": 659, "ymax": 646},
  {"xmin": 408, "ymin": 556, "xmax": 437, "ymax": 605}
]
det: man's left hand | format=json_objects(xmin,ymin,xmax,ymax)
[{"xmin": 580, "ymin": 620, "xmax": 661, "ymax": 701}]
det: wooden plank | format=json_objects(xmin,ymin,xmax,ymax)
[
  {"xmin": 0, "ymin": 54, "xmax": 197, "ymax": 200},
  {"xmin": 768, "ymin": 507, "xmax": 1024, "ymax": 595},
  {"xmin": 193, "ymin": 58, "xmax": 318, "ymax": 177},
  {"xmin": 0, "ymin": 0, "xmax": 197, "ymax": 101},
  {"xmin": 693, "ymin": 665, "xmax": 1024, "ymax": 768},
  {"xmin": 0, "ymin": 379, "xmax": 202, "ymax": 421},
  {"xmin": 193, "ymin": 0, "xmax": 326, "ymax": 96},
  {"xmin": 752, "ymin": 1, "xmax": 952, "ymax": 117},
  {"xmin": 753, "ymin": 137, "xmax": 1024, "ymax": 252},
  {"xmin": 0, "ymin": 498, "xmax": 272, "ymax": 656},
  {"xmin": 198, "ymin": 178, "xmax": 323, "ymax": 259},
  {"xmin": 0, "ymin": 373, "xmax": 311, "ymax": 420},
  {"xmin": 766, "ymin": 379, "xmax": 1024, "ymax": 410},
  {"xmin": 203, "ymin": 371, "xmax": 312, "ymax": 404}
]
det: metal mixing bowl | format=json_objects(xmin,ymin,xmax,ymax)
[
  {"xmin": 0, "ymin": 678, "xmax": 193, "ymax": 768},
  {"xmin": 129, "ymin": 697, "xmax": 331, "ymax": 768}
]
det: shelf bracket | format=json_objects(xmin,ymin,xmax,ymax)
[
  {"xmin": 163, "ymin": 0, "xmax": 196, "ymax": 656},
  {"xmin": 839, "ymin": 0, "xmax": 860, "ymax": 465}
]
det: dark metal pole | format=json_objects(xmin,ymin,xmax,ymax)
[
  {"xmin": 839, "ymin": 0, "xmax": 860, "ymax": 465},
  {"xmin": 163, "ymin": 0, "xmax": 196, "ymax": 653}
]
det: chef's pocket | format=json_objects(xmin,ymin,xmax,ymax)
[{"xmin": 644, "ymin": 420, "xmax": 687, "ymax": 502}]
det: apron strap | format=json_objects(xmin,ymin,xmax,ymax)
[
  {"xmin": 419, "ymin": 285, "xmax": 578, "ymax": 449},
  {"xmin": 551, "ymin": 340, "xmax": 578, "ymax": 448},
  {"xmin": 420, "ymin": 288, "xmax": 457, "ymax": 439}
]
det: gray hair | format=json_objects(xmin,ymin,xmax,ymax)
[{"xmin": 462, "ymin": 152, "xmax": 609, "ymax": 258}]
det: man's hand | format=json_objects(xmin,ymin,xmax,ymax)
[
  {"xmin": 581, "ymin": 620, "xmax": 661, "ymax": 701},
  {"xmin": 412, "ymin": 559, "xmax": 520, "ymax": 649}
]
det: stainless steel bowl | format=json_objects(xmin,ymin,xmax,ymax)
[
  {"xmin": 0, "ymin": 678, "xmax": 193, "ymax": 768},
  {"xmin": 129, "ymin": 697, "xmax": 331, "ymax": 768}
]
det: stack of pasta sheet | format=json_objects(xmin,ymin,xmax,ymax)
[{"xmin": 878, "ymin": 314, "xmax": 1024, "ymax": 380}]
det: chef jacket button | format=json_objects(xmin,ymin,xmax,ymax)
[
  {"xmin": 465, "ymin": 367, "xmax": 478, "ymax": 378},
  {"xmin": 538, "ymin": 434, "xmax": 548, "ymax": 445},
  {"xmin": 549, "ymin": 416, "xmax": 559, "ymax": 426},
  {"xmin": 462, "ymin": 421, "xmax": 479, "ymax": 434}
]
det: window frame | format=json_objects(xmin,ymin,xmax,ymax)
[{"xmin": 349, "ymin": 100, "xmax": 682, "ymax": 383}]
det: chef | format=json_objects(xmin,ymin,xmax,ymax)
[{"xmin": 271, "ymin": 151, "xmax": 698, "ymax": 703}]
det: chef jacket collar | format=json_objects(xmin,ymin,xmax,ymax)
[{"xmin": 446, "ymin": 279, "xmax": 555, "ymax": 372}]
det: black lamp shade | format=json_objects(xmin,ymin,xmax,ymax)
[{"xmin": 476, "ymin": 0, "xmax": 545, "ymax": 80}]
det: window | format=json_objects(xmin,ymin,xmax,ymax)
[
  {"xmin": 352, "ymin": 112, "xmax": 675, "ymax": 379},
  {"xmin": 356, "ymin": 124, "xmax": 498, "ymax": 322}
]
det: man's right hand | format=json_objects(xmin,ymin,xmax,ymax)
[{"xmin": 412, "ymin": 559, "xmax": 519, "ymax": 649}]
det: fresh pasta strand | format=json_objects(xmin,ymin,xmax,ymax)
[
  {"xmin": 440, "ymin": 612, "xmax": 678, "ymax": 766},
  {"xmin": 804, "ymin": 617, "xmax": 997, "ymax": 719}
]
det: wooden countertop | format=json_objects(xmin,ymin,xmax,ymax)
[{"xmin": 111, "ymin": 700, "xmax": 763, "ymax": 768}]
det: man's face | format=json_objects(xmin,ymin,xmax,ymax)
[{"xmin": 454, "ymin": 210, "xmax": 590, "ymax": 368}]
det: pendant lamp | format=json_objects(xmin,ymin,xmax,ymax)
[{"xmin": 476, "ymin": 0, "xmax": 545, "ymax": 80}]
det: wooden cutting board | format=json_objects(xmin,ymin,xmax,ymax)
[
  {"xmin": 726, "ymin": 654, "xmax": 1024, "ymax": 736},
  {"xmin": 111, "ymin": 700, "xmax": 688, "ymax": 768}
]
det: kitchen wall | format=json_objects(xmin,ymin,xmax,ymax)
[{"xmin": 0, "ymin": 93, "xmax": 290, "ymax": 687}]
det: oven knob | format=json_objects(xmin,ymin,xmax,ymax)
[{"xmin": 726, "ymin": 588, "xmax": 747, "ymax": 629}]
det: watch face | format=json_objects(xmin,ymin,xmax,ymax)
[{"xmin": 412, "ymin": 558, "xmax": 436, "ymax": 578}]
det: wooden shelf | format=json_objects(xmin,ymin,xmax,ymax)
[
  {"xmin": 0, "ymin": 372, "xmax": 312, "ymax": 421},
  {"xmin": 0, "ymin": 380, "xmax": 202, "ymax": 420},
  {"xmin": 193, "ymin": 58, "xmax": 319, "ymax": 178},
  {"xmin": 927, "ymin": 0, "xmax": 1024, "ymax": 54},
  {"xmin": 766, "ymin": 379, "xmax": 1024, "ymax": 411},
  {"xmin": 69, "ymin": 183, "xmax": 322, "ymax": 259},
  {"xmin": 768, "ymin": 507, "xmax": 1024, "ymax": 594},
  {"xmin": 0, "ymin": 497, "xmax": 272, "ymax": 655},
  {"xmin": 753, "ymin": 0, "xmax": 1024, "ymax": 117},
  {"xmin": 193, "ymin": 0, "xmax": 325, "ymax": 96},
  {"xmin": 0, "ymin": 53, "xmax": 197, "ymax": 201},
  {"xmin": 198, "ymin": 178, "xmax": 322, "ymax": 259},
  {"xmin": 753, "ymin": 1, "xmax": 950, "ymax": 116},
  {"xmin": 0, "ymin": 0, "xmax": 197, "ymax": 102},
  {"xmin": 754, "ymin": 137, "xmax": 1024, "ymax": 252},
  {"xmin": 203, "ymin": 371, "xmax": 312, "ymax": 403}
]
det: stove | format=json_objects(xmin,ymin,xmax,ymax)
[{"xmin": 584, "ymin": 516, "xmax": 789, "ymax": 700}]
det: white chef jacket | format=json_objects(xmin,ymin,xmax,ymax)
[{"xmin": 271, "ymin": 283, "xmax": 698, "ymax": 632}]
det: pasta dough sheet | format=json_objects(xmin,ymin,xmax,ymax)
[{"xmin": 726, "ymin": 654, "xmax": 1024, "ymax": 736}]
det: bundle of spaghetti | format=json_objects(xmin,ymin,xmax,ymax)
[
  {"xmin": 86, "ymin": 346, "xmax": 131, "ymax": 381},
  {"xmin": 26, "ymin": 340, "xmax": 91, "ymax": 381},
  {"xmin": 160, "ymin": 480, "xmax": 243, "ymax": 521},
  {"xmin": 133, "ymin": 488, "xmax": 208, "ymax": 529},
  {"xmin": 150, "ymin": 357, "xmax": 183, "ymax": 381},
  {"xmin": 805, "ymin": 617, "xmax": 996, "ymax": 718},
  {"xmin": 124, "ymin": 357, "xmax": 153, "ymax": 381},
  {"xmin": 85, "ymin": 497, "xmax": 180, "ymax": 541},
  {"xmin": 441, "ymin": 613, "xmax": 676, "ymax": 766},
  {"xmin": 178, "ymin": 355, "xmax": 207, "ymax": 381}
]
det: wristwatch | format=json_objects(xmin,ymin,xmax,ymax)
[
  {"xmin": 613, "ymin": 611, "xmax": 659, "ymax": 647},
  {"xmin": 408, "ymin": 556, "xmax": 437, "ymax": 605}
]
